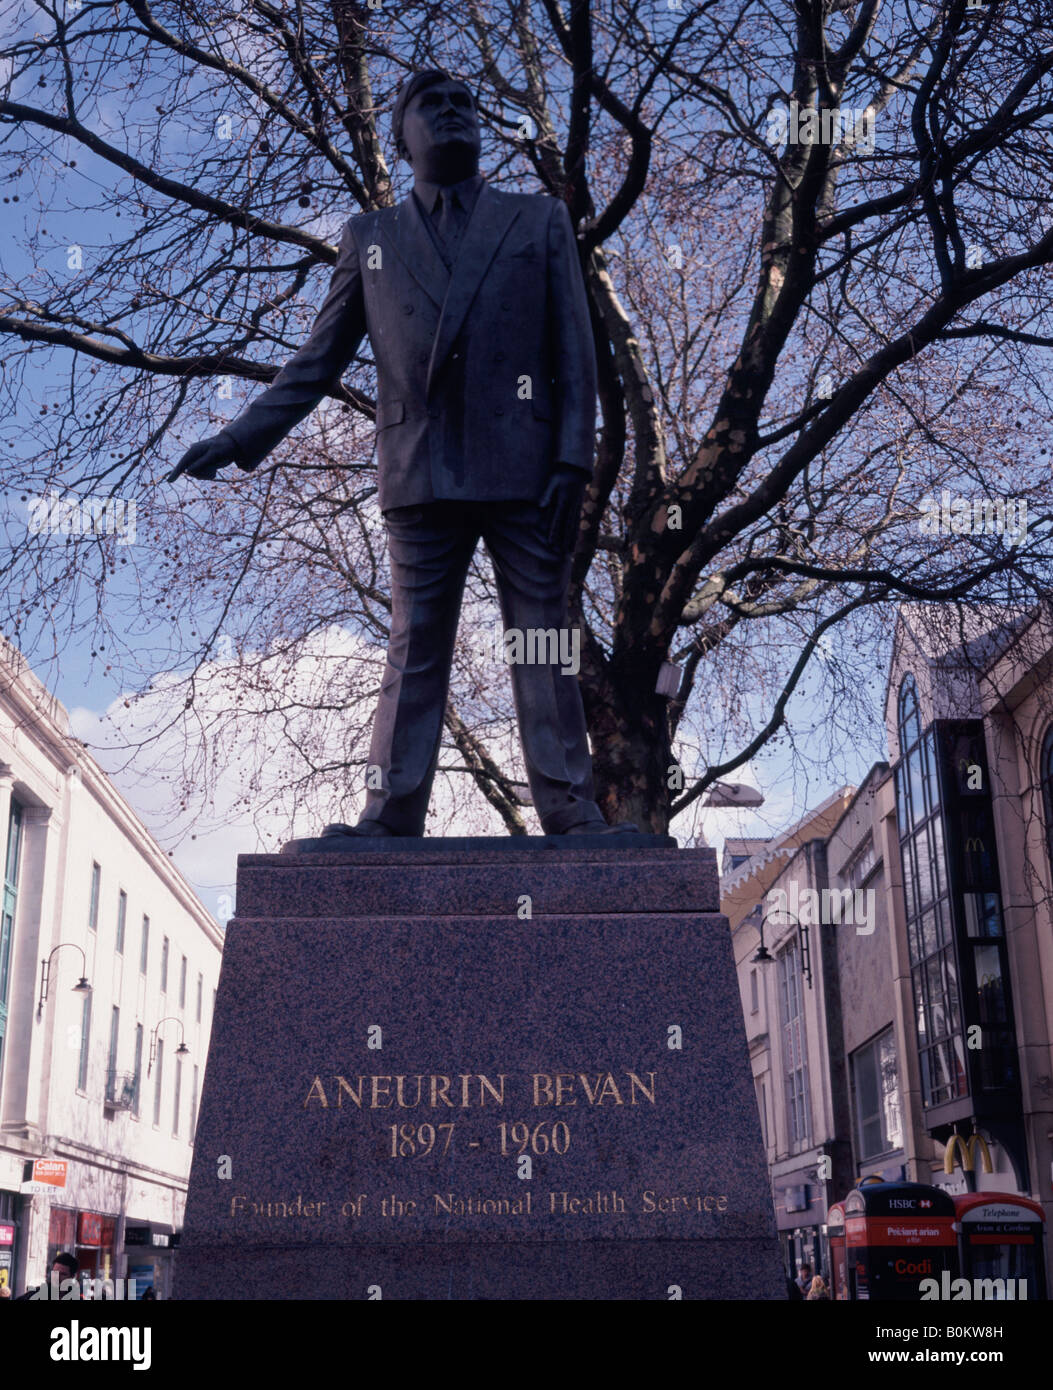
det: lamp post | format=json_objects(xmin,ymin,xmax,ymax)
[
  {"xmin": 751, "ymin": 912, "xmax": 774, "ymax": 965},
  {"xmin": 148, "ymin": 1016, "xmax": 189, "ymax": 1076},
  {"xmin": 762, "ymin": 904, "xmax": 813, "ymax": 987},
  {"xmin": 37, "ymin": 943, "xmax": 91, "ymax": 1018}
]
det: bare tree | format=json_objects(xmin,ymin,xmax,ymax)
[{"xmin": 1, "ymin": 0, "xmax": 1051, "ymax": 835}]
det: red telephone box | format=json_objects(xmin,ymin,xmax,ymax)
[
  {"xmin": 826, "ymin": 1202, "xmax": 848, "ymax": 1301},
  {"xmin": 843, "ymin": 1182, "xmax": 958, "ymax": 1300},
  {"xmin": 953, "ymin": 1193, "xmax": 1047, "ymax": 1300}
]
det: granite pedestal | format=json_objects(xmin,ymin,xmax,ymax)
[{"xmin": 174, "ymin": 839, "xmax": 782, "ymax": 1299}]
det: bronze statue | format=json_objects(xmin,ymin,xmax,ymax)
[{"xmin": 171, "ymin": 71, "xmax": 635, "ymax": 839}]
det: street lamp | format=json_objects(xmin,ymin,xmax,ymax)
[
  {"xmin": 751, "ymin": 914, "xmax": 774, "ymax": 965},
  {"xmin": 37, "ymin": 943, "xmax": 91, "ymax": 1018},
  {"xmin": 148, "ymin": 1016, "xmax": 190, "ymax": 1076},
  {"xmin": 703, "ymin": 781, "xmax": 765, "ymax": 808},
  {"xmin": 762, "ymin": 904, "xmax": 813, "ymax": 987}
]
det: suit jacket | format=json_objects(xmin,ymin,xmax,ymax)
[{"xmin": 221, "ymin": 181, "xmax": 598, "ymax": 510}]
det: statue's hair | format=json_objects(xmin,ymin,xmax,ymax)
[{"xmin": 391, "ymin": 70, "xmax": 476, "ymax": 157}]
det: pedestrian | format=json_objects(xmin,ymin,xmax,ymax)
[
  {"xmin": 12, "ymin": 1250, "xmax": 80, "ymax": 1301},
  {"xmin": 795, "ymin": 1260, "xmax": 813, "ymax": 1296},
  {"xmin": 786, "ymin": 1274, "xmax": 803, "ymax": 1301},
  {"xmin": 807, "ymin": 1274, "xmax": 831, "ymax": 1300},
  {"xmin": 140, "ymin": 1284, "xmax": 157, "ymax": 1300}
]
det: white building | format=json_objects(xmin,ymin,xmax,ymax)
[{"xmin": 0, "ymin": 639, "xmax": 223, "ymax": 1297}]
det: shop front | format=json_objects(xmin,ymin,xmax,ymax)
[
  {"xmin": 0, "ymin": 1190, "xmax": 22, "ymax": 1294},
  {"xmin": 47, "ymin": 1206, "xmax": 118, "ymax": 1288},
  {"xmin": 123, "ymin": 1221, "xmax": 178, "ymax": 1298},
  {"xmin": 774, "ymin": 1175, "xmax": 827, "ymax": 1283}
]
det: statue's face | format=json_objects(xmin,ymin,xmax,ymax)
[{"xmin": 400, "ymin": 79, "xmax": 480, "ymax": 168}]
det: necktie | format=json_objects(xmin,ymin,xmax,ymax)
[{"xmin": 435, "ymin": 189, "xmax": 461, "ymax": 265}]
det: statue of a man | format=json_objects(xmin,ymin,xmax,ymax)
[{"xmin": 171, "ymin": 70, "xmax": 634, "ymax": 839}]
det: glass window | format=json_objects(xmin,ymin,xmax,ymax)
[
  {"xmin": 963, "ymin": 892, "xmax": 1002, "ymax": 938},
  {"xmin": 916, "ymin": 824, "xmax": 935, "ymax": 910},
  {"xmin": 160, "ymin": 936, "xmax": 169, "ymax": 992},
  {"xmin": 106, "ymin": 1007, "xmax": 120, "ymax": 1102},
  {"xmin": 907, "ymin": 749, "xmax": 926, "ymax": 831},
  {"xmin": 777, "ymin": 943, "xmax": 810, "ymax": 1149},
  {"xmin": 1, "ymin": 801, "xmax": 23, "ymax": 1023},
  {"xmin": 173, "ymin": 1057, "xmax": 182, "ymax": 1136},
  {"xmin": 132, "ymin": 1024, "xmax": 143, "ymax": 1117},
  {"xmin": 913, "ymin": 966, "xmax": 928, "ymax": 1046},
  {"xmin": 179, "ymin": 955, "xmax": 187, "ymax": 1009},
  {"xmin": 895, "ymin": 681, "xmax": 968, "ymax": 1109},
  {"xmin": 931, "ymin": 815, "xmax": 948, "ymax": 900},
  {"xmin": 153, "ymin": 1039, "xmax": 164, "ymax": 1126},
  {"xmin": 974, "ymin": 944, "xmax": 1008, "ymax": 1024},
  {"xmin": 919, "ymin": 909, "xmax": 938, "ymax": 959},
  {"xmin": 196, "ymin": 973, "xmax": 203, "ymax": 1023},
  {"xmin": 899, "ymin": 675, "xmax": 921, "ymax": 753},
  {"xmin": 901, "ymin": 839, "xmax": 919, "ymax": 921},
  {"xmin": 139, "ymin": 916, "xmax": 149, "ymax": 974},
  {"xmin": 851, "ymin": 1028, "xmax": 902, "ymax": 1161},
  {"xmin": 77, "ymin": 993, "xmax": 92, "ymax": 1090},
  {"xmin": 88, "ymin": 862, "xmax": 101, "ymax": 932},
  {"xmin": 190, "ymin": 1065, "xmax": 199, "ymax": 1144},
  {"xmin": 846, "ymin": 836, "xmax": 878, "ymax": 888},
  {"xmin": 116, "ymin": 890, "xmax": 127, "ymax": 954}
]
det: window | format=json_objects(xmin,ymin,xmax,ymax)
[
  {"xmin": 777, "ymin": 942, "xmax": 810, "ymax": 1148},
  {"xmin": 88, "ymin": 862, "xmax": 101, "ymax": 931},
  {"xmin": 116, "ymin": 890, "xmax": 127, "ymax": 954},
  {"xmin": 895, "ymin": 675, "xmax": 967, "ymax": 1108},
  {"xmin": 1042, "ymin": 724, "xmax": 1053, "ymax": 881},
  {"xmin": 851, "ymin": 1028, "xmax": 902, "ymax": 1160},
  {"xmin": 160, "ymin": 936, "xmax": 169, "ymax": 992},
  {"xmin": 106, "ymin": 1007, "xmax": 120, "ymax": 1103},
  {"xmin": 190, "ymin": 1065, "xmax": 199, "ymax": 1143},
  {"xmin": 173, "ymin": 1057, "xmax": 182, "ymax": 1136},
  {"xmin": 846, "ymin": 835, "xmax": 879, "ymax": 889},
  {"xmin": 750, "ymin": 968, "xmax": 759, "ymax": 1014},
  {"xmin": 196, "ymin": 973, "xmax": 203, "ymax": 1023},
  {"xmin": 132, "ymin": 1024, "xmax": 144, "ymax": 1117},
  {"xmin": 153, "ymin": 1039, "xmax": 164, "ymax": 1126},
  {"xmin": 1, "ymin": 801, "xmax": 24, "ymax": 1087},
  {"xmin": 755, "ymin": 1077, "xmax": 768, "ymax": 1147},
  {"xmin": 179, "ymin": 955, "xmax": 187, "ymax": 1009},
  {"xmin": 77, "ymin": 992, "xmax": 92, "ymax": 1091},
  {"xmin": 139, "ymin": 916, "xmax": 150, "ymax": 975}
]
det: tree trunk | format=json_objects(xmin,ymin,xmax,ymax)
[{"xmin": 586, "ymin": 678, "xmax": 672, "ymax": 833}]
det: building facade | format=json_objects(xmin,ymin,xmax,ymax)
[
  {"xmin": 0, "ymin": 639, "xmax": 223, "ymax": 1297},
  {"xmin": 725, "ymin": 605, "xmax": 1053, "ymax": 1291}
]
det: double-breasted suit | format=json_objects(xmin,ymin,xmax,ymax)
[{"xmin": 221, "ymin": 177, "xmax": 606, "ymax": 834}]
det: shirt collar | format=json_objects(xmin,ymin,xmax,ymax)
[{"xmin": 413, "ymin": 172, "xmax": 485, "ymax": 215}]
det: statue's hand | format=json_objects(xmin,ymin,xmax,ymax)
[
  {"xmin": 167, "ymin": 435, "xmax": 240, "ymax": 483},
  {"xmin": 539, "ymin": 464, "xmax": 587, "ymax": 553}
]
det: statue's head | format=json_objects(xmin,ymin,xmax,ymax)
[{"xmin": 392, "ymin": 70, "xmax": 481, "ymax": 182}]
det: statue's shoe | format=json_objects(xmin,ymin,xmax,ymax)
[
  {"xmin": 560, "ymin": 818, "xmax": 640, "ymax": 836},
  {"xmin": 281, "ymin": 819, "xmax": 402, "ymax": 853},
  {"xmin": 321, "ymin": 821, "xmax": 398, "ymax": 838}
]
